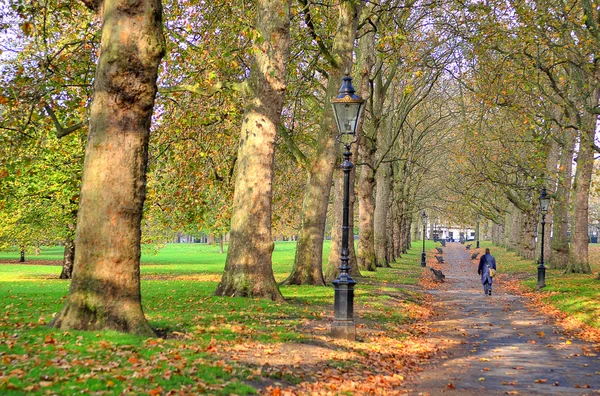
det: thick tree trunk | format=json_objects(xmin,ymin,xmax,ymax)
[
  {"xmin": 357, "ymin": 155, "xmax": 376, "ymax": 271},
  {"xmin": 517, "ymin": 209, "xmax": 536, "ymax": 260},
  {"xmin": 540, "ymin": 137, "xmax": 560, "ymax": 263},
  {"xmin": 19, "ymin": 249, "xmax": 25, "ymax": 263},
  {"xmin": 386, "ymin": 199, "xmax": 395, "ymax": 263},
  {"xmin": 287, "ymin": 0, "xmax": 362, "ymax": 285},
  {"xmin": 567, "ymin": 123, "xmax": 595, "ymax": 274},
  {"xmin": 403, "ymin": 216, "xmax": 410, "ymax": 253},
  {"xmin": 374, "ymin": 161, "xmax": 391, "ymax": 267},
  {"xmin": 59, "ymin": 235, "xmax": 75, "ymax": 279},
  {"xmin": 50, "ymin": 0, "xmax": 165, "ymax": 336},
  {"xmin": 550, "ymin": 129, "xmax": 575, "ymax": 269},
  {"xmin": 506, "ymin": 207, "xmax": 519, "ymax": 250},
  {"xmin": 393, "ymin": 208, "xmax": 401, "ymax": 259},
  {"xmin": 215, "ymin": 0, "xmax": 291, "ymax": 300},
  {"xmin": 491, "ymin": 223, "xmax": 499, "ymax": 245},
  {"xmin": 355, "ymin": 34, "xmax": 376, "ymax": 272}
]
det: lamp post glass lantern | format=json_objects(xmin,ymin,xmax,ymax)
[
  {"xmin": 421, "ymin": 211, "xmax": 427, "ymax": 267},
  {"xmin": 537, "ymin": 187, "xmax": 551, "ymax": 289},
  {"xmin": 331, "ymin": 74, "xmax": 364, "ymax": 341}
]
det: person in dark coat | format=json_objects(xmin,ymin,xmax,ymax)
[{"xmin": 478, "ymin": 248, "xmax": 497, "ymax": 296}]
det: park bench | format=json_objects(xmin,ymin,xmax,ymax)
[
  {"xmin": 471, "ymin": 252, "xmax": 479, "ymax": 260},
  {"xmin": 434, "ymin": 255, "xmax": 444, "ymax": 264},
  {"xmin": 465, "ymin": 244, "xmax": 472, "ymax": 250},
  {"xmin": 440, "ymin": 240, "xmax": 446, "ymax": 247},
  {"xmin": 430, "ymin": 267, "xmax": 445, "ymax": 282},
  {"xmin": 436, "ymin": 247, "xmax": 443, "ymax": 254}
]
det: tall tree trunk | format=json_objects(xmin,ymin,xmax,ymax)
[
  {"xmin": 403, "ymin": 216, "xmax": 411, "ymax": 253},
  {"xmin": 59, "ymin": 234, "xmax": 75, "ymax": 280},
  {"xmin": 50, "ymin": 0, "xmax": 165, "ymax": 335},
  {"xmin": 550, "ymin": 128, "xmax": 575, "ymax": 269},
  {"xmin": 374, "ymin": 161, "xmax": 391, "ymax": 267},
  {"xmin": 393, "ymin": 206, "xmax": 401, "ymax": 259},
  {"xmin": 506, "ymin": 207, "xmax": 519, "ymax": 250},
  {"xmin": 287, "ymin": 0, "xmax": 362, "ymax": 285},
  {"xmin": 356, "ymin": 29, "xmax": 377, "ymax": 273},
  {"xmin": 357, "ymin": 153, "xmax": 376, "ymax": 271},
  {"xmin": 492, "ymin": 223, "xmax": 499, "ymax": 246},
  {"xmin": 215, "ymin": 0, "xmax": 291, "ymax": 300},
  {"xmin": 386, "ymin": 198, "xmax": 395, "ymax": 262},
  {"xmin": 19, "ymin": 248, "xmax": 25, "ymax": 263},
  {"xmin": 518, "ymin": 208, "xmax": 537, "ymax": 260},
  {"xmin": 567, "ymin": 123, "xmax": 595, "ymax": 274},
  {"xmin": 542, "ymin": 137, "xmax": 560, "ymax": 264}
]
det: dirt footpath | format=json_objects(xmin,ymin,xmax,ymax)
[{"xmin": 404, "ymin": 242, "xmax": 600, "ymax": 395}]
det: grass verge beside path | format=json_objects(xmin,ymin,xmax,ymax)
[
  {"xmin": 1, "ymin": 241, "xmax": 436, "ymax": 395},
  {"xmin": 471, "ymin": 241, "xmax": 600, "ymax": 340}
]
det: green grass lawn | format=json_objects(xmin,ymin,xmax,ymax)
[
  {"xmin": 0, "ymin": 240, "xmax": 429, "ymax": 395},
  {"xmin": 479, "ymin": 241, "xmax": 600, "ymax": 330}
]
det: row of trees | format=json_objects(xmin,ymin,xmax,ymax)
[
  {"xmin": 1, "ymin": 0, "xmax": 598, "ymax": 334},
  {"xmin": 441, "ymin": 0, "xmax": 600, "ymax": 276}
]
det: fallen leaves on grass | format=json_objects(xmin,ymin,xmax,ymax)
[{"xmin": 503, "ymin": 278, "xmax": 600, "ymax": 343}]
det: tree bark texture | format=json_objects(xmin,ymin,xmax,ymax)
[
  {"xmin": 550, "ymin": 129, "xmax": 575, "ymax": 269},
  {"xmin": 567, "ymin": 118, "xmax": 596, "ymax": 273},
  {"xmin": 374, "ymin": 161, "xmax": 391, "ymax": 267},
  {"xmin": 517, "ymin": 208, "xmax": 536, "ymax": 260},
  {"xmin": 392, "ymin": 207, "xmax": 401, "ymax": 259},
  {"xmin": 357, "ymin": 152, "xmax": 376, "ymax": 271},
  {"xmin": 541, "ymin": 136, "xmax": 560, "ymax": 265},
  {"xmin": 59, "ymin": 234, "xmax": 75, "ymax": 279},
  {"xmin": 355, "ymin": 28, "xmax": 377, "ymax": 272},
  {"xmin": 215, "ymin": 0, "xmax": 291, "ymax": 300},
  {"xmin": 288, "ymin": 0, "xmax": 362, "ymax": 285},
  {"xmin": 386, "ymin": 197, "xmax": 395, "ymax": 262},
  {"xmin": 491, "ymin": 223, "xmax": 500, "ymax": 246},
  {"xmin": 401, "ymin": 214, "xmax": 410, "ymax": 254},
  {"xmin": 50, "ymin": 0, "xmax": 165, "ymax": 336}
]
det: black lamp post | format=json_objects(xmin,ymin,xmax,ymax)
[
  {"xmin": 537, "ymin": 187, "xmax": 551, "ymax": 289},
  {"xmin": 330, "ymin": 74, "xmax": 364, "ymax": 341},
  {"xmin": 421, "ymin": 211, "xmax": 427, "ymax": 267},
  {"xmin": 476, "ymin": 215, "xmax": 481, "ymax": 249}
]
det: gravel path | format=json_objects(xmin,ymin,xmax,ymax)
[{"xmin": 405, "ymin": 242, "xmax": 600, "ymax": 395}]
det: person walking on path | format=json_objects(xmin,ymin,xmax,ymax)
[{"xmin": 477, "ymin": 248, "xmax": 496, "ymax": 296}]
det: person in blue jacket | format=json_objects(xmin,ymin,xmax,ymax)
[{"xmin": 477, "ymin": 248, "xmax": 497, "ymax": 296}]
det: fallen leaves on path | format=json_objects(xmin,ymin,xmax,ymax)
[{"xmin": 503, "ymin": 277, "xmax": 600, "ymax": 344}]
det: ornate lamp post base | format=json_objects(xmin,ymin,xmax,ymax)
[
  {"xmin": 332, "ymin": 275, "xmax": 356, "ymax": 340},
  {"xmin": 536, "ymin": 263, "xmax": 546, "ymax": 289},
  {"xmin": 421, "ymin": 252, "xmax": 426, "ymax": 267}
]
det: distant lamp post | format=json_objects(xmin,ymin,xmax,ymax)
[
  {"xmin": 537, "ymin": 187, "xmax": 551, "ymax": 289},
  {"xmin": 476, "ymin": 215, "xmax": 481, "ymax": 249},
  {"xmin": 330, "ymin": 74, "xmax": 364, "ymax": 341},
  {"xmin": 421, "ymin": 211, "xmax": 428, "ymax": 267}
]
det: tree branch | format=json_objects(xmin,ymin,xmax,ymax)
[
  {"xmin": 158, "ymin": 80, "xmax": 246, "ymax": 97},
  {"xmin": 298, "ymin": 0, "xmax": 339, "ymax": 69},
  {"xmin": 44, "ymin": 105, "xmax": 86, "ymax": 138},
  {"xmin": 278, "ymin": 125, "xmax": 309, "ymax": 168}
]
